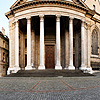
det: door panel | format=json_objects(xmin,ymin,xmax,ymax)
[{"xmin": 45, "ymin": 45, "xmax": 55, "ymax": 69}]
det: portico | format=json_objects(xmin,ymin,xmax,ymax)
[
  {"xmin": 6, "ymin": 0, "xmax": 94, "ymax": 74},
  {"xmin": 13, "ymin": 14, "xmax": 86, "ymax": 71}
]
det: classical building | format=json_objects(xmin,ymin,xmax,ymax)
[
  {"xmin": 5, "ymin": 0, "xmax": 100, "ymax": 74},
  {"xmin": 0, "ymin": 30, "xmax": 9, "ymax": 77}
]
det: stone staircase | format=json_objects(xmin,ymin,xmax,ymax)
[{"xmin": 5, "ymin": 69, "xmax": 94, "ymax": 77}]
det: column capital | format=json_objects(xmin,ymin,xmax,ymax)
[
  {"xmin": 56, "ymin": 14, "xmax": 61, "ymax": 18},
  {"xmin": 81, "ymin": 19, "xmax": 85, "ymax": 22},
  {"xmin": 26, "ymin": 16, "xmax": 31, "ymax": 20},
  {"xmin": 69, "ymin": 16, "xmax": 74, "ymax": 24},
  {"xmin": 26, "ymin": 16, "xmax": 31, "ymax": 24},
  {"xmin": 14, "ymin": 19, "xmax": 19, "ymax": 27},
  {"xmin": 39, "ymin": 14, "xmax": 44, "ymax": 22},
  {"xmin": 69, "ymin": 16, "xmax": 74, "ymax": 20},
  {"xmin": 56, "ymin": 15, "xmax": 61, "ymax": 22},
  {"xmin": 81, "ymin": 19, "xmax": 85, "ymax": 26},
  {"xmin": 14, "ymin": 18, "xmax": 19, "ymax": 24},
  {"xmin": 14, "ymin": 18, "xmax": 18, "ymax": 21},
  {"xmin": 39, "ymin": 14, "xmax": 44, "ymax": 18},
  {"xmin": 81, "ymin": 20, "xmax": 85, "ymax": 27}
]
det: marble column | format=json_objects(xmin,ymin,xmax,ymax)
[
  {"xmin": 64, "ymin": 30, "xmax": 69, "ymax": 69},
  {"xmin": 38, "ymin": 15, "xmax": 45, "ymax": 70},
  {"xmin": 67, "ymin": 17, "xmax": 75, "ymax": 70},
  {"xmin": 55, "ymin": 15, "xmax": 62, "ymax": 70},
  {"xmin": 14, "ymin": 20, "xmax": 20, "ymax": 72},
  {"xmin": 31, "ymin": 30, "xmax": 35, "ymax": 69},
  {"xmin": 25, "ymin": 17, "xmax": 33, "ymax": 70},
  {"xmin": 87, "ymin": 25, "xmax": 92, "ymax": 71},
  {"xmin": 80, "ymin": 20, "xmax": 86, "ymax": 70}
]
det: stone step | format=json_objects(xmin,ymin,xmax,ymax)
[{"xmin": 5, "ymin": 69, "xmax": 94, "ymax": 77}]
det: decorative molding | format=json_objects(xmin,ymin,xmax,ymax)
[
  {"xmin": 69, "ymin": 16, "xmax": 74, "ymax": 20},
  {"xmin": 26, "ymin": 16, "xmax": 31, "ymax": 20},
  {"xmin": 39, "ymin": 14, "xmax": 44, "ymax": 22},
  {"xmin": 56, "ymin": 14, "xmax": 61, "ymax": 22},
  {"xmin": 6, "ymin": 0, "xmax": 88, "ymax": 19}
]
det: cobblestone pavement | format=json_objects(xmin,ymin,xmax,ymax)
[{"xmin": 0, "ymin": 73, "xmax": 100, "ymax": 100}]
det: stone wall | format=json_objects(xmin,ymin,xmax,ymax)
[{"xmin": 0, "ymin": 32, "xmax": 9, "ymax": 76}]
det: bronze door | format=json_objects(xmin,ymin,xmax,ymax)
[{"xmin": 45, "ymin": 45, "xmax": 55, "ymax": 69}]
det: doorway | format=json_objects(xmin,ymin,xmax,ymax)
[{"xmin": 45, "ymin": 45, "xmax": 55, "ymax": 69}]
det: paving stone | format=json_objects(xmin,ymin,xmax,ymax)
[{"xmin": 0, "ymin": 73, "xmax": 100, "ymax": 100}]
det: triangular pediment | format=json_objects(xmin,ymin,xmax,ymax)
[
  {"xmin": 10, "ymin": 0, "xmax": 87, "ymax": 9},
  {"xmin": 10, "ymin": 0, "xmax": 27, "ymax": 9}
]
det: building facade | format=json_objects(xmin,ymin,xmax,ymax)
[
  {"xmin": 5, "ymin": 0, "xmax": 100, "ymax": 74},
  {"xmin": 0, "ymin": 31, "xmax": 9, "ymax": 77}
]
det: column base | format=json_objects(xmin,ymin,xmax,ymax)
[
  {"xmin": 86, "ymin": 66, "xmax": 92, "ymax": 71},
  {"xmin": 38, "ymin": 65, "xmax": 45, "ymax": 70},
  {"xmin": 7, "ymin": 66, "xmax": 20, "ymax": 75},
  {"xmin": 82, "ymin": 66, "xmax": 93, "ymax": 74},
  {"xmin": 25, "ymin": 65, "xmax": 35, "ymax": 70},
  {"xmin": 21, "ymin": 67, "xmax": 25, "ymax": 70},
  {"xmin": 79, "ymin": 65, "xmax": 87, "ymax": 71},
  {"xmin": 55, "ymin": 65, "xmax": 62, "ymax": 70},
  {"xmin": 14, "ymin": 66, "xmax": 21, "ymax": 73},
  {"xmin": 7, "ymin": 68, "xmax": 14, "ymax": 75},
  {"xmin": 67, "ymin": 65, "xmax": 75, "ymax": 70},
  {"xmin": 64, "ymin": 65, "xmax": 68, "ymax": 70}
]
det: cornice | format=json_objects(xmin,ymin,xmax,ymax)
[
  {"xmin": 11, "ymin": 0, "xmax": 88, "ymax": 12},
  {"xmin": 5, "ymin": 11, "xmax": 13, "ymax": 19},
  {"xmin": 6, "ymin": 0, "xmax": 100, "ymax": 24},
  {"xmin": 86, "ymin": 9, "xmax": 95, "ymax": 17},
  {"xmin": 6, "ymin": 0, "xmax": 88, "ymax": 19},
  {"xmin": 91, "ymin": 17, "xmax": 100, "ymax": 23}
]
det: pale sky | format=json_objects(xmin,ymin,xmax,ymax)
[{"xmin": 0, "ymin": 0, "xmax": 16, "ymax": 35}]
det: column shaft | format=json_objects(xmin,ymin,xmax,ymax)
[
  {"xmin": 55, "ymin": 15, "xmax": 62, "ymax": 70},
  {"xmin": 80, "ymin": 21, "xmax": 86, "ymax": 70},
  {"xmin": 31, "ymin": 30, "xmax": 35, "ymax": 69},
  {"xmin": 87, "ymin": 26, "xmax": 92, "ymax": 71},
  {"xmin": 14, "ymin": 20, "xmax": 20, "ymax": 72},
  {"xmin": 38, "ymin": 15, "xmax": 45, "ymax": 70},
  {"xmin": 25, "ymin": 17, "xmax": 33, "ymax": 70},
  {"xmin": 67, "ymin": 17, "xmax": 75, "ymax": 70}
]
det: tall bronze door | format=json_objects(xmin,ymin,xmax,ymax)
[{"xmin": 45, "ymin": 45, "xmax": 55, "ymax": 69}]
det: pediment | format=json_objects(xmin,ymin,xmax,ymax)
[
  {"xmin": 10, "ymin": 0, "xmax": 87, "ymax": 9},
  {"xmin": 10, "ymin": 0, "xmax": 27, "ymax": 9}
]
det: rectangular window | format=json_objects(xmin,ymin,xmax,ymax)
[{"xmin": 3, "ymin": 52, "xmax": 5, "ymax": 62}]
